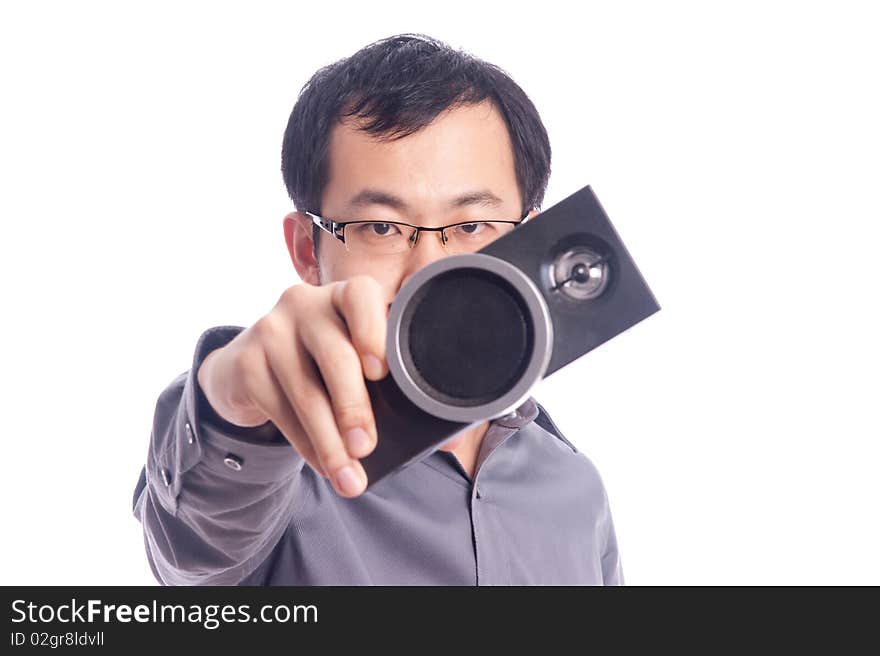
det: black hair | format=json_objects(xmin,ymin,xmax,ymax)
[{"xmin": 281, "ymin": 33, "xmax": 552, "ymax": 257}]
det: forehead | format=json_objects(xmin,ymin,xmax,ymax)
[{"xmin": 321, "ymin": 100, "xmax": 519, "ymax": 216}]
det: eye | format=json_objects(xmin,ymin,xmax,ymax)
[
  {"xmin": 355, "ymin": 222, "xmax": 403, "ymax": 237},
  {"xmin": 453, "ymin": 222, "xmax": 494, "ymax": 236}
]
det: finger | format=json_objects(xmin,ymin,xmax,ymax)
[
  {"xmin": 298, "ymin": 311, "xmax": 378, "ymax": 461},
  {"xmin": 264, "ymin": 335, "xmax": 368, "ymax": 498},
  {"xmin": 242, "ymin": 348, "xmax": 327, "ymax": 478},
  {"xmin": 331, "ymin": 277, "xmax": 389, "ymax": 380}
]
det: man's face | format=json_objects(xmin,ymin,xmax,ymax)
[
  {"xmin": 284, "ymin": 99, "xmax": 537, "ymax": 454},
  {"xmin": 286, "ymin": 99, "xmax": 536, "ymax": 303}
]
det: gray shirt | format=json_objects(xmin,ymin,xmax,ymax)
[{"xmin": 133, "ymin": 325, "xmax": 624, "ymax": 585}]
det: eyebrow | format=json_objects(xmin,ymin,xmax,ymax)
[{"xmin": 345, "ymin": 188, "xmax": 504, "ymax": 212}]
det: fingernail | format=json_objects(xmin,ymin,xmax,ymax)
[
  {"xmin": 363, "ymin": 355, "xmax": 383, "ymax": 379},
  {"xmin": 345, "ymin": 427, "xmax": 371, "ymax": 455},
  {"xmin": 335, "ymin": 465, "xmax": 364, "ymax": 496}
]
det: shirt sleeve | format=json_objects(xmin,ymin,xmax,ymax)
[
  {"xmin": 599, "ymin": 489, "xmax": 625, "ymax": 586},
  {"xmin": 132, "ymin": 325, "xmax": 307, "ymax": 586}
]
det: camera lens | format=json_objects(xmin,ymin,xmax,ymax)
[{"xmin": 401, "ymin": 268, "xmax": 534, "ymax": 407}]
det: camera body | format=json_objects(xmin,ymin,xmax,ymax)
[{"xmin": 360, "ymin": 185, "xmax": 660, "ymax": 488}]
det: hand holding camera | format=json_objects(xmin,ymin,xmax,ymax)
[{"xmin": 196, "ymin": 275, "xmax": 391, "ymax": 498}]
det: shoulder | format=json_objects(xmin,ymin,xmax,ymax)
[
  {"xmin": 532, "ymin": 400, "xmax": 581, "ymax": 455},
  {"xmin": 525, "ymin": 400, "xmax": 609, "ymax": 498}
]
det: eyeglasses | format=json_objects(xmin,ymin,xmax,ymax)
[{"xmin": 305, "ymin": 209, "xmax": 530, "ymax": 256}]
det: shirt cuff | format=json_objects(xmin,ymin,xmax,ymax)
[{"xmin": 150, "ymin": 326, "xmax": 306, "ymax": 515}]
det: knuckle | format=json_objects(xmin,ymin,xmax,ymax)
[
  {"xmin": 312, "ymin": 330, "xmax": 356, "ymax": 369},
  {"xmin": 290, "ymin": 385, "xmax": 323, "ymax": 414},
  {"xmin": 339, "ymin": 278, "xmax": 359, "ymax": 309},
  {"xmin": 279, "ymin": 283, "xmax": 309, "ymax": 309},
  {"xmin": 312, "ymin": 441, "xmax": 348, "ymax": 472},
  {"xmin": 307, "ymin": 336, "xmax": 339, "ymax": 369},
  {"xmin": 348, "ymin": 273, "xmax": 376, "ymax": 292},
  {"xmin": 341, "ymin": 275, "xmax": 376, "ymax": 308},
  {"xmin": 334, "ymin": 398, "xmax": 372, "ymax": 432},
  {"xmin": 252, "ymin": 313, "xmax": 282, "ymax": 343}
]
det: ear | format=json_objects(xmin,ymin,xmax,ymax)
[{"xmin": 283, "ymin": 212, "xmax": 321, "ymax": 286}]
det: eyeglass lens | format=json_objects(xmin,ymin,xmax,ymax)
[{"xmin": 343, "ymin": 221, "xmax": 517, "ymax": 255}]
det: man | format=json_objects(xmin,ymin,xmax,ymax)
[{"xmin": 133, "ymin": 33, "xmax": 623, "ymax": 585}]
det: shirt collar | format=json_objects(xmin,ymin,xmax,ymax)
[
  {"xmin": 489, "ymin": 396, "xmax": 540, "ymax": 430},
  {"xmin": 430, "ymin": 396, "xmax": 540, "ymax": 482},
  {"xmin": 470, "ymin": 396, "xmax": 540, "ymax": 476}
]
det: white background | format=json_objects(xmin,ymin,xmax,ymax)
[{"xmin": 1, "ymin": 1, "xmax": 877, "ymax": 585}]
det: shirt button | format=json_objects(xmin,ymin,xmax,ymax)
[
  {"xmin": 184, "ymin": 421, "xmax": 194, "ymax": 444},
  {"xmin": 223, "ymin": 454, "xmax": 244, "ymax": 471},
  {"xmin": 160, "ymin": 468, "xmax": 171, "ymax": 487}
]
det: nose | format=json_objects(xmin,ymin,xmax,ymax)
[{"xmin": 397, "ymin": 229, "xmax": 449, "ymax": 291}]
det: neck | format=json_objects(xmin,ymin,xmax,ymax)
[{"xmin": 447, "ymin": 420, "xmax": 490, "ymax": 480}]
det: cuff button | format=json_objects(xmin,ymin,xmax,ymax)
[
  {"xmin": 223, "ymin": 454, "xmax": 244, "ymax": 471},
  {"xmin": 184, "ymin": 421, "xmax": 194, "ymax": 444}
]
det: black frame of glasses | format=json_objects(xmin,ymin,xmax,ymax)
[{"xmin": 305, "ymin": 210, "xmax": 531, "ymax": 248}]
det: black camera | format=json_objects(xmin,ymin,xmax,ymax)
[{"xmin": 360, "ymin": 185, "xmax": 659, "ymax": 488}]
